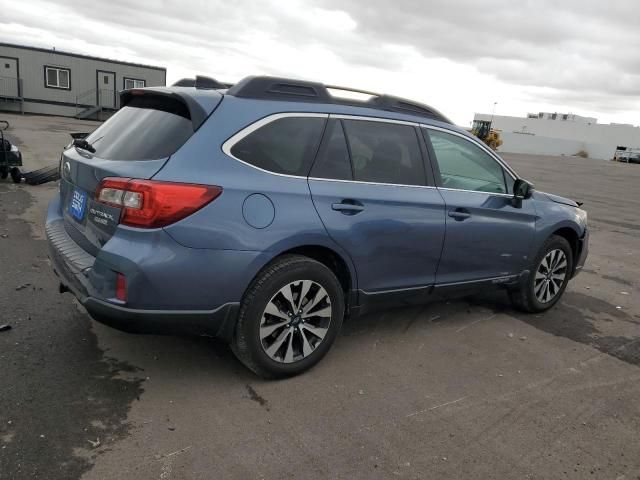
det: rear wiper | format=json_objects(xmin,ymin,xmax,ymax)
[{"xmin": 72, "ymin": 138, "xmax": 96, "ymax": 153}]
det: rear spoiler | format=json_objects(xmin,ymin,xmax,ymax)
[{"xmin": 119, "ymin": 89, "xmax": 211, "ymax": 131}]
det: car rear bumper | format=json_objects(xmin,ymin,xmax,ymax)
[
  {"xmin": 46, "ymin": 197, "xmax": 240, "ymax": 341},
  {"xmin": 82, "ymin": 297, "xmax": 239, "ymax": 339}
]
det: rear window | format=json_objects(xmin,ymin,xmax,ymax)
[
  {"xmin": 342, "ymin": 120, "xmax": 426, "ymax": 186},
  {"xmin": 84, "ymin": 96, "xmax": 193, "ymax": 161},
  {"xmin": 230, "ymin": 117, "xmax": 325, "ymax": 176}
]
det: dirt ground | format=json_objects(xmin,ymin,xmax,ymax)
[{"xmin": 0, "ymin": 112, "xmax": 639, "ymax": 480}]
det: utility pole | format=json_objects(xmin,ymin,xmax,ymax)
[{"xmin": 490, "ymin": 101, "xmax": 497, "ymax": 123}]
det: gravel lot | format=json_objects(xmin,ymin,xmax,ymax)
[{"xmin": 0, "ymin": 113, "xmax": 639, "ymax": 480}]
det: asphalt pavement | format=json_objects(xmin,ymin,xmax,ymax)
[{"xmin": 1, "ymin": 113, "xmax": 639, "ymax": 480}]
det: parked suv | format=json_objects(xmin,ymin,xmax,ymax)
[{"xmin": 46, "ymin": 76, "xmax": 588, "ymax": 378}]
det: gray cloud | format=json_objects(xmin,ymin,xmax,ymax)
[
  {"xmin": 315, "ymin": 0, "xmax": 640, "ymax": 95},
  {"xmin": 0, "ymin": 0, "xmax": 638, "ymax": 123}
]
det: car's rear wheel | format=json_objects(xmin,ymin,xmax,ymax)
[
  {"xmin": 231, "ymin": 255, "xmax": 344, "ymax": 378},
  {"xmin": 510, "ymin": 235, "xmax": 573, "ymax": 313}
]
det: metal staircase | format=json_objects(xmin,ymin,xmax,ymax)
[
  {"xmin": 76, "ymin": 104, "xmax": 102, "ymax": 119},
  {"xmin": 75, "ymin": 88, "xmax": 100, "ymax": 119},
  {"xmin": 75, "ymin": 88, "xmax": 116, "ymax": 119}
]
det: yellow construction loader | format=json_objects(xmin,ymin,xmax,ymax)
[{"xmin": 471, "ymin": 120, "xmax": 502, "ymax": 150}]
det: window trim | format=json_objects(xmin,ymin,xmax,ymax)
[
  {"xmin": 221, "ymin": 112, "xmax": 520, "ymax": 191},
  {"xmin": 44, "ymin": 65, "xmax": 71, "ymax": 90},
  {"xmin": 123, "ymin": 77, "xmax": 146, "ymax": 89}
]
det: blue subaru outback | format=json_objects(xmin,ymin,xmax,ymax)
[{"xmin": 46, "ymin": 76, "xmax": 588, "ymax": 378}]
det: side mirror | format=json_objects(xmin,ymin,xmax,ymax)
[
  {"xmin": 513, "ymin": 178, "xmax": 534, "ymax": 199},
  {"xmin": 512, "ymin": 179, "xmax": 534, "ymax": 207}
]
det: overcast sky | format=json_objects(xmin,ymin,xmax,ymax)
[{"xmin": 1, "ymin": 0, "xmax": 639, "ymax": 126}]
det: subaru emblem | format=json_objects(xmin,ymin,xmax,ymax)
[{"xmin": 63, "ymin": 161, "xmax": 71, "ymax": 179}]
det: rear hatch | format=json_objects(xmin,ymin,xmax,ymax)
[{"xmin": 60, "ymin": 88, "xmax": 222, "ymax": 255}]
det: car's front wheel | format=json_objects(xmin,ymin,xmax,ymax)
[
  {"xmin": 10, "ymin": 167, "xmax": 21, "ymax": 184},
  {"xmin": 231, "ymin": 255, "xmax": 345, "ymax": 378},
  {"xmin": 510, "ymin": 235, "xmax": 573, "ymax": 313}
]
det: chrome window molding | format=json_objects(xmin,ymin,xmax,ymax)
[
  {"xmin": 330, "ymin": 113, "xmax": 520, "ymax": 183},
  {"xmin": 308, "ymin": 176, "xmax": 437, "ymax": 190},
  {"xmin": 222, "ymin": 112, "xmax": 434, "ymax": 187},
  {"xmin": 329, "ymin": 113, "xmax": 418, "ymax": 127},
  {"xmin": 220, "ymin": 112, "xmax": 520, "ymax": 196},
  {"xmin": 437, "ymin": 187, "xmax": 514, "ymax": 198}
]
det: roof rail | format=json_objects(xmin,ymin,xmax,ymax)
[
  {"xmin": 226, "ymin": 76, "xmax": 452, "ymax": 124},
  {"xmin": 172, "ymin": 75, "xmax": 231, "ymax": 90}
]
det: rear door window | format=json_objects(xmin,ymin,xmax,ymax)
[
  {"xmin": 342, "ymin": 120, "xmax": 426, "ymax": 186},
  {"xmin": 230, "ymin": 117, "xmax": 326, "ymax": 176},
  {"xmin": 84, "ymin": 95, "xmax": 194, "ymax": 161},
  {"xmin": 310, "ymin": 120, "xmax": 353, "ymax": 180}
]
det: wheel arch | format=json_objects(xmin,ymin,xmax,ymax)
[
  {"xmin": 551, "ymin": 226, "xmax": 580, "ymax": 263},
  {"xmin": 242, "ymin": 242, "xmax": 357, "ymax": 304},
  {"xmin": 275, "ymin": 244, "xmax": 354, "ymax": 295}
]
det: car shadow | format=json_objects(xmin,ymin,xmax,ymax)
[{"xmin": 92, "ymin": 285, "xmax": 640, "ymax": 386}]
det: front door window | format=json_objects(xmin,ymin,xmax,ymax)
[{"xmin": 427, "ymin": 129, "xmax": 509, "ymax": 194}]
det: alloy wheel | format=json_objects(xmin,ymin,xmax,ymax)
[
  {"xmin": 259, "ymin": 280, "xmax": 332, "ymax": 363},
  {"xmin": 534, "ymin": 249, "xmax": 568, "ymax": 304}
]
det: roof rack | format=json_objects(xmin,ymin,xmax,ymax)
[
  {"xmin": 172, "ymin": 75, "xmax": 232, "ymax": 90},
  {"xmin": 226, "ymin": 76, "xmax": 452, "ymax": 124}
]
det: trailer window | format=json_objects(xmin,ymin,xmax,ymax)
[{"xmin": 45, "ymin": 66, "xmax": 70, "ymax": 89}]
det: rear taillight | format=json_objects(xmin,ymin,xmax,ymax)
[{"xmin": 96, "ymin": 178, "xmax": 222, "ymax": 228}]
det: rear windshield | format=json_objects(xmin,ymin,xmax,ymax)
[{"xmin": 84, "ymin": 96, "xmax": 193, "ymax": 161}]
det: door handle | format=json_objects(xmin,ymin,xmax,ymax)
[
  {"xmin": 448, "ymin": 209, "xmax": 471, "ymax": 221},
  {"xmin": 332, "ymin": 200, "xmax": 364, "ymax": 214}
]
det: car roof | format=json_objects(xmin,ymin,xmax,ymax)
[
  {"xmin": 122, "ymin": 77, "xmax": 473, "ymax": 139},
  {"xmin": 164, "ymin": 75, "xmax": 460, "ymax": 128},
  {"xmin": 225, "ymin": 76, "xmax": 452, "ymax": 124},
  {"xmin": 220, "ymin": 93, "xmax": 458, "ymax": 129}
]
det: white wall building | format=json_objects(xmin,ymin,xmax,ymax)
[{"xmin": 474, "ymin": 112, "xmax": 640, "ymax": 160}]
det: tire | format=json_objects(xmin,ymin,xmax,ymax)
[
  {"xmin": 231, "ymin": 255, "xmax": 345, "ymax": 379},
  {"xmin": 23, "ymin": 166, "xmax": 60, "ymax": 185},
  {"xmin": 10, "ymin": 167, "xmax": 22, "ymax": 184},
  {"xmin": 510, "ymin": 235, "xmax": 573, "ymax": 313}
]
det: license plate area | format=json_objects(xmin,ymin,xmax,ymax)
[{"xmin": 68, "ymin": 188, "xmax": 88, "ymax": 222}]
